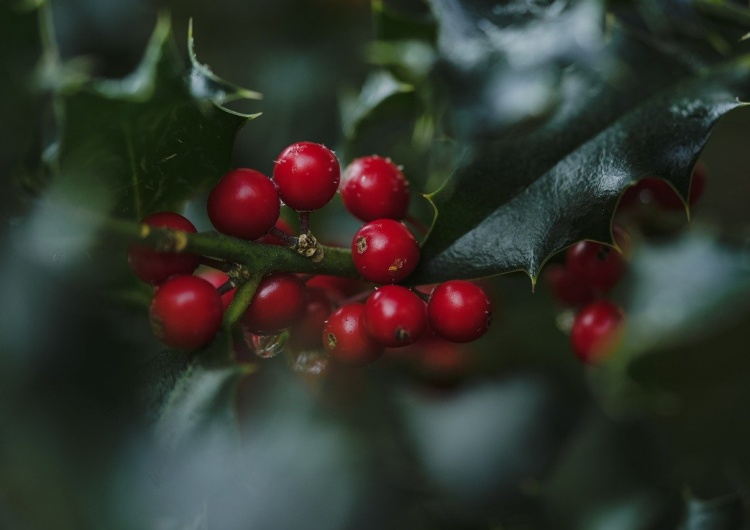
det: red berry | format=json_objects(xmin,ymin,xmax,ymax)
[
  {"xmin": 626, "ymin": 164, "xmax": 706, "ymax": 212},
  {"xmin": 570, "ymin": 300, "xmax": 625, "ymax": 364},
  {"xmin": 340, "ymin": 155, "xmax": 410, "ymax": 221},
  {"xmin": 149, "ymin": 275, "xmax": 222, "ymax": 350},
  {"xmin": 352, "ymin": 219, "xmax": 420, "ymax": 284},
  {"xmin": 305, "ymin": 274, "xmax": 365, "ymax": 303},
  {"xmin": 323, "ymin": 303, "xmax": 384, "ymax": 365},
  {"xmin": 427, "ymin": 280, "xmax": 492, "ymax": 343},
  {"xmin": 289, "ymin": 287, "xmax": 333, "ymax": 351},
  {"xmin": 196, "ymin": 269, "xmax": 235, "ymax": 313},
  {"xmin": 273, "ymin": 141, "xmax": 340, "ymax": 211},
  {"xmin": 566, "ymin": 226, "xmax": 629, "ymax": 292},
  {"xmin": 544, "ymin": 263, "xmax": 596, "ymax": 308},
  {"xmin": 364, "ymin": 285, "xmax": 427, "ymax": 347},
  {"xmin": 242, "ymin": 272, "xmax": 306, "ymax": 334},
  {"xmin": 207, "ymin": 168, "xmax": 280, "ymax": 240},
  {"xmin": 127, "ymin": 212, "xmax": 200, "ymax": 285}
]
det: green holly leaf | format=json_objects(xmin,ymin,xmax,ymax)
[
  {"xmin": 412, "ymin": 3, "xmax": 750, "ymax": 284},
  {"xmin": 51, "ymin": 14, "xmax": 261, "ymax": 220}
]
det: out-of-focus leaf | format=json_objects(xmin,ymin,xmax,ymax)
[
  {"xmin": 429, "ymin": 0, "xmax": 605, "ymax": 138},
  {"xmin": 622, "ymin": 230, "xmax": 750, "ymax": 359},
  {"xmin": 0, "ymin": 1, "xmax": 45, "ymax": 215},
  {"xmin": 590, "ymin": 229, "xmax": 750, "ymax": 493},
  {"xmin": 52, "ymin": 14, "xmax": 260, "ymax": 220},
  {"xmin": 678, "ymin": 494, "xmax": 743, "ymax": 530}
]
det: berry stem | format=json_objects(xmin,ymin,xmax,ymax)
[
  {"xmin": 89, "ymin": 209, "xmax": 357, "ymax": 277},
  {"xmin": 224, "ymin": 272, "xmax": 263, "ymax": 327},
  {"xmin": 217, "ymin": 280, "xmax": 235, "ymax": 296},
  {"xmin": 200, "ymin": 256, "xmax": 232, "ymax": 272},
  {"xmin": 299, "ymin": 211, "xmax": 311, "ymax": 235},
  {"xmin": 268, "ymin": 226, "xmax": 298, "ymax": 247}
]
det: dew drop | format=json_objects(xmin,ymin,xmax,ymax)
[{"xmin": 243, "ymin": 327, "xmax": 290, "ymax": 358}]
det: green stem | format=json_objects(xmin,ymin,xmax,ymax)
[
  {"xmin": 224, "ymin": 272, "xmax": 263, "ymax": 327},
  {"xmin": 99, "ymin": 214, "xmax": 358, "ymax": 278}
]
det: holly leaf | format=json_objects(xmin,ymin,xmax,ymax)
[
  {"xmin": 412, "ymin": 3, "xmax": 750, "ymax": 284},
  {"xmin": 51, "ymin": 14, "xmax": 261, "ymax": 220}
]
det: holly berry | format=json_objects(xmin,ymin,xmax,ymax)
[
  {"xmin": 340, "ymin": 155, "xmax": 410, "ymax": 221},
  {"xmin": 427, "ymin": 280, "xmax": 492, "ymax": 343},
  {"xmin": 288, "ymin": 287, "xmax": 333, "ymax": 351},
  {"xmin": 196, "ymin": 268, "xmax": 235, "ymax": 313},
  {"xmin": 149, "ymin": 275, "xmax": 222, "ymax": 350},
  {"xmin": 566, "ymin": 226, "xmax": 629, "ymax": 292},
  {"xmin": 323, "ymin": 303, "xmax": 384, "ymax": 365},
  {"xmin": 207, "ymin": 168, "xmax": 280, "ymax": 240},
  {"xmin": 352, "ymin": 219, "xmax": 420, "ymax": 284},
  {"xmin": 619, "ymin": 163, "xmax": 708, "ymax": 212},
  {"xmin": 570, "ymin": 300, "xmax": 625, "ymax": 364},
  {"xmin": 273, "ymin": 141, "xmax": 340, "ymax": 211},
  {"xmin": 242, "ymin": 272, "xmax": 306, "ymax": 334},
  {"xmin": 127, "ymin": 212, "xmax": 200, "ymax": 285},
  {"xmin": 364, "ymin": 285, "xmax": 427, "ymax": 347},
  {"xmin": 305, "ymin": 274, "xmax": 365, "ymax": 303},
  {"xmin": 544, "ymin": 263, "xmax": 596, "ymax": 308}
]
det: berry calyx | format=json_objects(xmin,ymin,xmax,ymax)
[
  {"xmin": 127, "ymin": 212, "xmax": 200, "ymax": 285},
  {"xmin": 323, "ymin": 303, "xmax": 384, "ymax": 365},
  {"xmin": 340, "ymin": 155, "xmax": 410, "ymax": 221},
  {"xmin": 207, "ymin": 168, "xmax": 280, "ymax": 240},
  {"xmin": 242, "ymin": 272, "xmax": 306, "ymax": 334},
  {"xmin": 566, "ymin": 226, "xmax": 629, "ymax": 292},
  {"xmin": 288, "ymin": 287, "xmax": 333, "ymax": 351},
  {"xmin": 149, "ymin": 275, "xmax": 222, "ymax": 350},
  {"xmin": 427, "ymin": 280, "xmax": 492, "ymax": 343},
  {"xmin": 273, "ymin": 141, "xmax": 340, "ymax": 211},
  {"xmin": 351, "ymin": 219, "xmax": 420, "ymax": 284},
  {"xmin": 570, "ymin": 300, "xmax": 625, "ymax": 364},
  {"xmin": 364, "ymin": 285, "xmax": 427, "ymax": 347}
]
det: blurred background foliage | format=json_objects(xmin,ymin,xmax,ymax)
[{"xmin": 2, "ymin": 0, "xmax": 750, "ymax": 529}]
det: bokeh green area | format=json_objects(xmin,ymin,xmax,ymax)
[{"xmin": 3, "ymin": 1, "xmax": 750, "ymax": 529}]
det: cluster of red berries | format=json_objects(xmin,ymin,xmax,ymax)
[
  {"xmin": 546, "ymin": 162, "xmax": 708, "ymax": 365},
  {"xmin": 127, "ymin": 142, "xmax": 493, "ymax": 367}
]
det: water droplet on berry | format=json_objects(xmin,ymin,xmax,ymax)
[{"xmin": 243, "ymin": 327, "xmax": 289, "ymax": 358}]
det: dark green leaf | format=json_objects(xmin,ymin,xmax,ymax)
[
  {"xmin": 413, "ymin": 35, "xmax": 750, "ymax": 284},
  {"xmin": 0, "ymin": 1, "xmax": 45, "ymax": 212},
  {"xmin": 372, "ymin": 0, "xmax": 436, "ymax": 44},
  {"xmin": 52, "ymin": 15, "xmax": 260, "ymax": 220}
]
